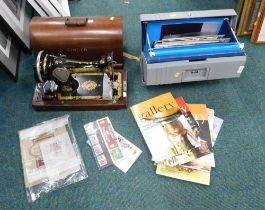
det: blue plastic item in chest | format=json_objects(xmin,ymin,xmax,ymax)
[{"xmin": 143, "ymin": 17, "xmax": 245, "ymax": 63}]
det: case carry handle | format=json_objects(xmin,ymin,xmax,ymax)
[{"xmin": 65, "ymin": 17, "xmax": 88, "ymax": 26}]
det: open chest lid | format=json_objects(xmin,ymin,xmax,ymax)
[{"xmin": 140, "ymin": 9, "xmax": 243, "ymax": 63}]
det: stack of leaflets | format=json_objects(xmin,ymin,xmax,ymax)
[
  {"xmin": 84, "ymin": 117, "xmax": 142, "ymax": 173},
  {"xmin": 153, "ymin": 34, "xmax": 230, "ymax": 48},
  {"xmin": 131, "ymin": 92, "xmax": 223, "ymax": 185}
]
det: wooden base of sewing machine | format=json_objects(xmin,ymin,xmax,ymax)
[{"xmin": 32, "ymin": 70, "xmax": 128, "ymax": 111}]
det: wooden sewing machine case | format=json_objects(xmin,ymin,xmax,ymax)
[{"xmin": 30, "ymin": 16, "xmax": 127, "ymax": 110}]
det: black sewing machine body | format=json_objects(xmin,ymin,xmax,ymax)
[{"xmin": 32, "ymin": 51, "xmax": 127, "ymax": 110}]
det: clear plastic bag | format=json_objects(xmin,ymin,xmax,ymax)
[{"xmin": 18, "ymin": 115, "xmax": 88, "ymax": 202}]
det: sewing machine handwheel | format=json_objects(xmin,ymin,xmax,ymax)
[{"xmin": 36, "ymin": 50, "xmax": 47, "ymax": 82}]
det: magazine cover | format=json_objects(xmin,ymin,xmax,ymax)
[
  {"xmin": 175, "ymin": 97, "xmax": 200, "ymax": 136},
  {"xmin": 156, "ymin": 162, "xmax": 211, "ymax": 185},
  {"xmin": 207, "ymin": 108, "xmax": 215, "ymax": 145},
  {"xmin": 187, "ymin": 104, "xmax": 214, "ymax": 167},
  {"xmin": 175, "ymin": 98, "xmax": 213, "ymax": 164},
  {"xmin": 213, "ymin": 116, "xmax": 224, "ymax": 144},
  {"xmin": 131, "ymin": 93, "xmax": 203, "ymax": 165}
]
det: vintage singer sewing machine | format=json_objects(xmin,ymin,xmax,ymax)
[{"xmin": 32, "ymin": 51, "xmax": 127, "ymax": 110}]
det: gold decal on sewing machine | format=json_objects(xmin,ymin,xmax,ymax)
[{"xmin": 81, "ymin": 80, "xmax": 97, "ymax": 91}]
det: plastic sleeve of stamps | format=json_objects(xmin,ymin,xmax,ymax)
[
  {"xmin": 84, "ymin": 117, "xmax": 127, "ymax": 170},
  {"xmin": 84, "ymin": 118, "xmax": 115, "ymax": 170},
  {"xmin": 18, "ymin": 115, "xmax": 88, "ymax": 202}
]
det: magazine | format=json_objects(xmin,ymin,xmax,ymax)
[
  {"xmin": 131, "ymin": 92, "xmax": 211, "ymax": 166},
  {"xmin": 176, "ymin": 99, "xmax": 213, "ymax": 157},
  {"xmin": 207, "ymin": 108, "xmax": 215, "ymax": 145},
  {"xmin": 213, "ymin": 116, "xmax": 224, "ymax": 144},
  {"xmin": 156, "ymin": 161, "xmax": 211, "ymax": 185},
  {"xmin": 187, "ymin": 104, "xmax": 214, "ymax": 167}
]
